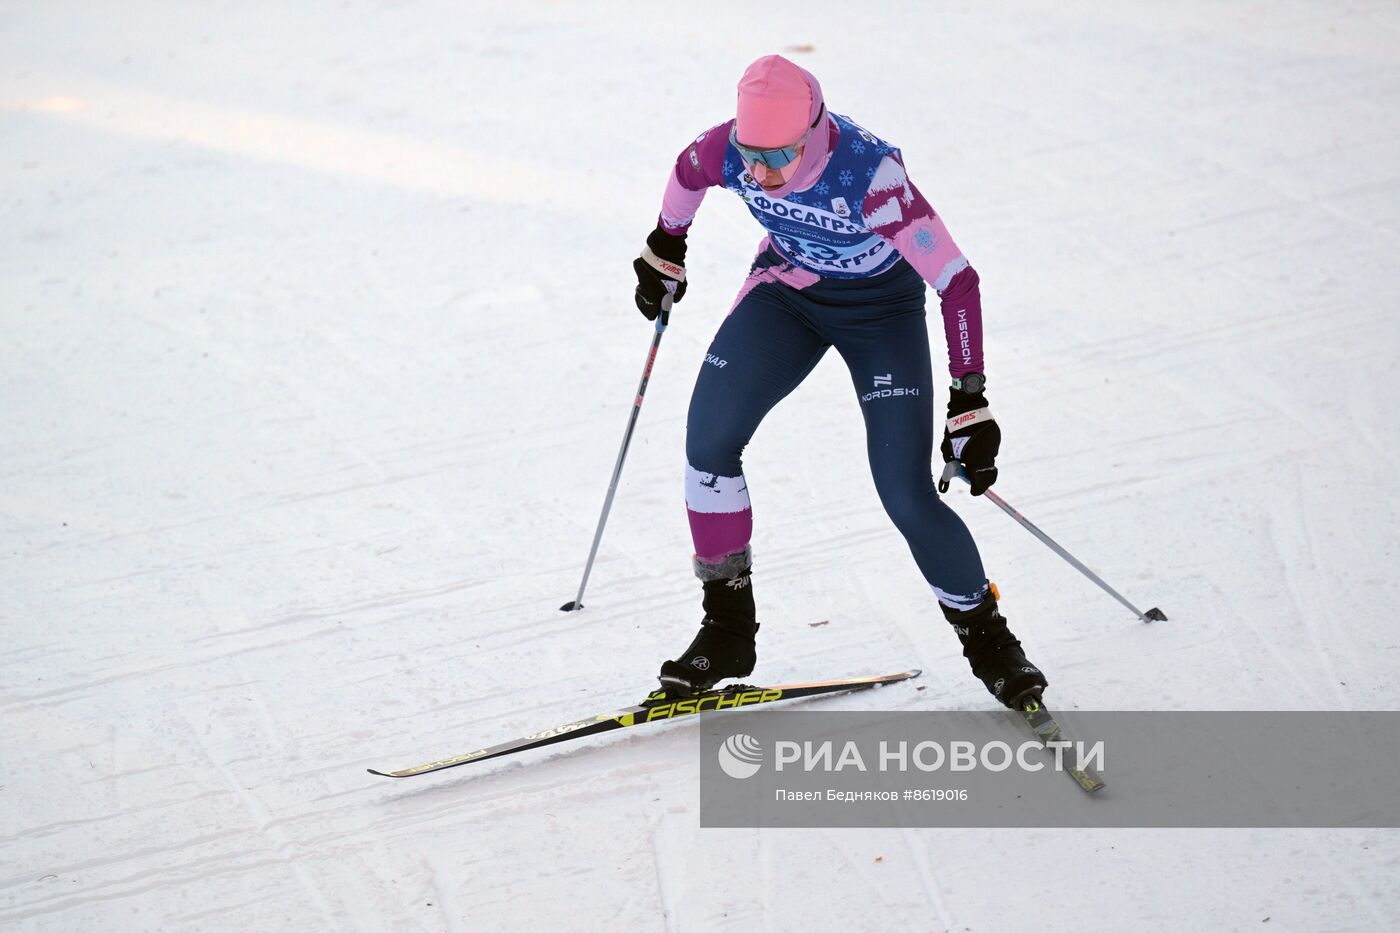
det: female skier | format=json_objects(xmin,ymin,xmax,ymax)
[{"xmin": 632, "ymin": 54, "xmax": 1046, "ymax": 709}]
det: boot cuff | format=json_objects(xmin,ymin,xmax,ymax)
[
  {"xmin": 694, "ymin": 546, "xmax": 753, "ymax": 582},
  {"xmin": 939, "ymin": 588, "xmax": 997, "ymax": 624}
]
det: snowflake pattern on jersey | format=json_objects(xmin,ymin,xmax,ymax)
[{"xmin": 713, "ymin": 113, "xmax": 901, "ymax": 279}]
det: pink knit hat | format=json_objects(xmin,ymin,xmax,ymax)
[{"xmin": 735, "ymin": 54, "xmax": 820, "ymax": 148}]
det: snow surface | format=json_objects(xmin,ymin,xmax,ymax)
[{"xmin": 3, "ymin": 1, "xmax": 1399, "ymax": 930}]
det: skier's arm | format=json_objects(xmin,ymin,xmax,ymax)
[
  {"xmin": 862, "ymin": 153, "xmax": 983, "ymax": 378},
  {"xmin": 634, "ymin": 124, "xmax": 733, "ymax": 319},
  {"xmin": 656, "ymin": 122, "xmax": 732, "ymax": 234},
  {"xmin": 863, "ymin": 152, "xmax": 999, "ymax": 493}
]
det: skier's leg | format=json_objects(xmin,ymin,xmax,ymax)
[
  {"xmin": 832, "ymin": 299, "xmax": 989, "ymax": 610},
  {"xmin": 661, "ymin": 253, "xmax": 829, "ymax": 694},
  {"xmin": 829, "ymin": 270, "xmax": 1047, "ymax": 708},
  {"xmin": 684, "ymin": 260, "xmax": 828, "ymax": 565}
]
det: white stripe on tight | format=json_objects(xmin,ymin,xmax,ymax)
[
  {"xmin": 685, "ymin": 464, "xmax": 751, "ymax": 514},
  {"xmin": 932, "ymin": 584, "xmax": 988, "ymax": 612}
]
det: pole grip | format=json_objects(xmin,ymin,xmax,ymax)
[
  {"xmin": 938, "ymin": 460, "xmax": 959, "ymax": 493},
  {"xmin": 657, "ymin": 285, "xmax": 675, "ymax": 331}
]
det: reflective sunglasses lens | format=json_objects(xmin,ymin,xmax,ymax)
[
  {"xmin": 760, "ymin": 146, "xmax": 797, "ymax": 169},
  {"xmin": 731, "ymin": 126, "xmax": 798, "ymax": 170},
  {"xmin": 741, "ymin": 144, "xmax": 796, "ymax": 170}
]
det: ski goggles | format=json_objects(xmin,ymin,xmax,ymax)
[{"xmin": 730, "ymin": 104, "xmax": 825, "ymax": 170}]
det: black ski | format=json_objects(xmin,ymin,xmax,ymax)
[
  {"xmin": 368, "ymin": 669, "xmax": 921, "ymax": 779},
  {"xmin": 1018, "ymin": 696, "xmax": 1105, "ymax": 793}
]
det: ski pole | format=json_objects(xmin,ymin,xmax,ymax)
[
  {"xmin": 939, "ymin": 462, "xmax": 1167, "ymax": 623},
  {"xmin": 560, "ymin": 294, "xmax": 673, "ymax": 611}
]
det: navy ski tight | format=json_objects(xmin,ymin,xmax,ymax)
[{"xmin": 684, "ymin": 245, "xmax": 989, "ymax": 610}]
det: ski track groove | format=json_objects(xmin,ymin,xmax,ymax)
[
  {"xmin": 0, "ymin": 788, "xmax": 230, "ymax": 848},
  {"xmin": 1231, "ymin": 527, "xmax": 1334, "ymax": 709},
  {"xmin": 1262, "ymin": 488, "xmax": 1354, "ymax": 711},
  {"xmin": 1, "ymin": 626, "xmax": 345, "ymax": 710},
  {"xmin": 650, "ymin": 811, "xmax": 681, "ymax": 933},
  {"xmin": 75, "ymin": 761, "xmax": 185, "ymax": 786},
  {"xmin": 186, "ymin": 732, "xmax": 343, "ymax": 932},
  {"xmin": 189, "ymin": 577, "xmax": 498, "ymax": 642},
  {"xmin": 423, "ymin": 855, "xmax": 465, "ymax": 933},
  {"xmin": 1287, "ymin": 462, "xmax": 1369, "ymax": 681},
  {"xmin": 0, "ymin": 644, "xmax": 74, "ymax": 663},
  {"xmin": 899, "ymin": 827, "xmax": 955, "ymax": 932},
  {"xmin": 0, "ymin": 853, "xmax": 297, "ymax": 925},
  {"xmin": 757, "ymin": 824, "xmax": 773, "ymax": 933},
  {"xmin": 0, "ymin": 826, "xmax": 253, "ymax": 891},
  {"xmin": 819, "ymin": 829, "xmax": 906, "ymax": 919},
  {"xmin": 164, "ymin": 892, "xmax": 274, "ymax": 928}
]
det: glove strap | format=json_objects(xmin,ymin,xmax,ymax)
[
  {"xmin": 946, "ymin": 406, "xmax": 994, "ymax": 433},
  {"xmin": 641, "ymin": 245, "xmax": 686, "ymax": 281}
]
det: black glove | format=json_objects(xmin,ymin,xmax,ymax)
[
  {"xmin": 940, "ymin": 386, "xmax": 1000, "ymax": 496},
  {"xmin": 633, "ymin": 226, "xmax": 687, "ymax": 321}
]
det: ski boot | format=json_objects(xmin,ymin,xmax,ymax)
[
  {"xmin": 658, "ymin": 549, "xmax": 758, "ymax": 697},
  {"xmin": 942, "ymin": 584, "xmax": 1048, "ymax": 709}
]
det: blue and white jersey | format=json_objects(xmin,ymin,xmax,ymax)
[{"xmin": 719, "ymin": 114, "xmax": 902, "ymax": 280}]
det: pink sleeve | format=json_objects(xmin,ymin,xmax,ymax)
[
  {"xmin": 657, "ymin": 121, "xmax": 733, "ymax": 235},
  {"xmin": 660, "ymin": 176, "xmax": 708, "ymax": 235},
  {"xmin": 862, "ymin": 153, "xmax": 984, "ymax": 377}
]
